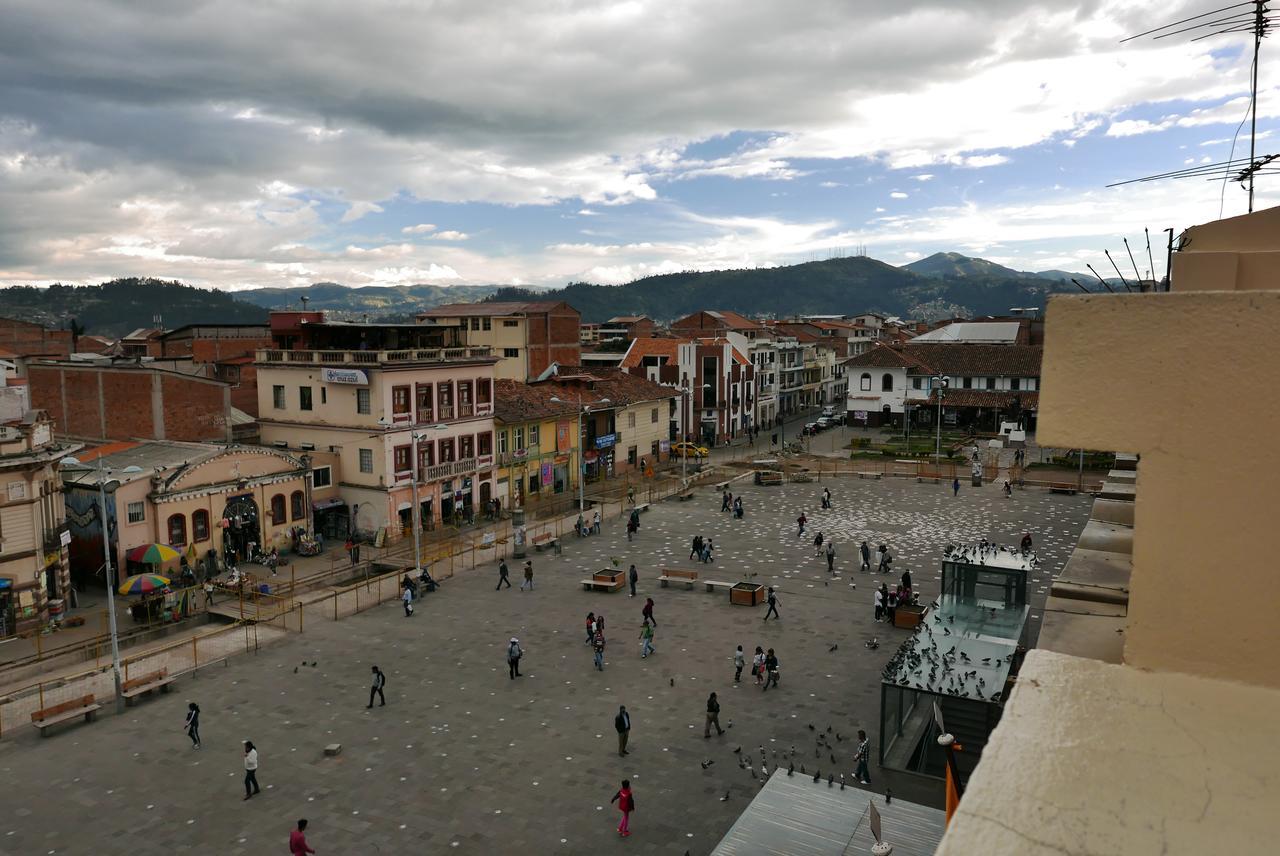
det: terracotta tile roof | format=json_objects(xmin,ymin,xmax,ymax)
[
  {"xmin": 534, "ymin": 366, "xmax": 680, "ymax": 408},
  {"xmin": 906, "ymin": 389, "xmax": 1040, "ymax": 409},
  {"xmin": 620, "ymin": 337, "xmax": 684, "ymax": 369},
  {"xmin": 844, "ymin": 342, "xmax": 1041, "ymax": 377},
  {"xmin": 493, "ymin": 379, "xmax": 583, "ymax": 424}
]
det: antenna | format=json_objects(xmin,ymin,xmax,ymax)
[
  {"xmin": 1145, "ymin": 228, "xmax": 1156, "ymax": 284},
  {"xmin": 1105, "ymin": 250, "xmax": 1134, "ymax": 292},
  {"xmin": 1070, "ymin": 278, "xmax": 1093, "ymax": 294},
  {"xmin": 1112, "ymin": 1, "xmax": 1276, "ymax": 211},
  {"xmin": 1086, "ymin": 264, "xmax": 1117, "ymax": 293},
  {"xmin": 1124, "ymin": 238, "xmax": 1144, "ymax": 285}
]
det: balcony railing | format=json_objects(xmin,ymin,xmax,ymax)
[
  {"xmin": 257, "ymin": 347, "xmax": 493, "ymax": 366},
  {"xmin": 437, "ymin": 404, "xmax": 455, "ymax": 420},
  {"xmin": 424, "ymin": 457, "xmax": 479, "ymax": 481}
]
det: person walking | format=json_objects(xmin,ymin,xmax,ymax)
[
  {"xmin": 826, "ymin": 540, "xmax": 836, "ymax": 573},
  {"xmin": 701, "ymin": 537, "xmax": 715, "ymax": 564},
  {"xmin": 611, "ymin": 779, "xmax": 635, "ymax": 837},
  {"xmin": 345, "ymin": 538, "xmax": 355, "ymax": 567},
  {"xmin": 183, "ymin": 701, "xmax": 201, "ymax": 749},
  {"xmin": 886, "ymin": 587, "xmax": 898, "ymax": 626},
  {"xmin": 752, "ymin": 646, "xmax": 766, "ymax": 686},
  {"xmin": 823, "ymin": 486, "xmax": 832, "ymax": 509},
  {"xmin": 496, "ymin": 559, "xmax": 511, "ymax": 590},
  {"xmin": 733, "ymin": 645, "xmax": 745, "ymax": 683},
  {"xmin": 763, "ymin": 649, "xmax": 780, "ymax": 691},
  {"xmin": 521, "ymin": 560, "xmax": 534, "ymax": 591},
  {"xmin": 639, "ymin": 620, "xmax": 655, "ymax": 658},
  {"xmin": 242, "ymin": 740, "xmax": 261, "ymax": 800},
  {"xmin": 641, "ymin": 597, "xmax": 656, "ymax": 627},
  {"xmin": 876, "ymin": 544, "xmax": 892, "ymax": 574},
  {"xmin": 763, "ymin": 586, "xmax": 780, "ymax": 622},
  {"xmin": 952, "ymin": 477, "xmax": 960, "ymax": 497},
  {"xmin": 203, "ymin": 579, "xmax": 214, "ymax": 607},
  {"xmin": 1021, "ymin": 531, "xmax": 1033, "ymax": 553},
  {"xmin": 289, "ymin": 819, "xmax": 316, "ymax": 856},
  {"xmin": 592, "ymin": 509, "xmax": 602, "ymax": 535},
  {"xmin": 721, "ymin": 490, "xmax": 731, "ymax": 512},
  {"xmin": 855, "ymin": 730, "xmax": 871, "ymax": 784},
  {"xmin": 704, "ymin": 692, "xmax": 725, "ymax": 737},
  {"xmin": 874, "ymin": 586, "xmax": 885, "ymax": 622},
  {"xmin": 575, "ymin": 513, "xmax": 586, "ymax": 538},
  {"xmin": 860, "ymin": 540, "xmax": 871, "ymax": 573},
  {"xmin": 368, "ymin": 666, "xmax": 386, "ymax": 707},
  {"xmin": 593, "ymin": 631, "xmax": 606, "ymax": 671},
  {"xmin": 402, "ymin": 584, "xmax": 413, "ymax": 617},
  {"xmin": 690, "ymin": 535, "xmax": 703, "ymax": 561},
  {"xmin": 507, "ymin": 637, "xmax": 524, "ymax": 679},
  {"xmin": 626, "ymin": 517, "xmax": 637, "ymax": 541},
  {"xmin": 585, "ymin": 612, "xmax": 597, "ymax": 644},
  {"xmin": 628, "ymin": 564, "xmax": 638, "ymax": 597},
  {"xmin": 796, "ymin": 513, "xmax": 807, "ymax": 538},
  {"xmin": 812, "ymin": 531, "xmax": 824, "ymax": 557},
  {"xmin": 734, "ymin": 496, "xmax": 744, "ymax": 519},
  {"xmin": 615, "ymin": 706, "xmax": 631, "ymax": 756}
]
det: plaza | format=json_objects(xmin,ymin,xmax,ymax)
[{"xmin": 1, "ymin": 475, "xmax": 1091, "ymax": 855}]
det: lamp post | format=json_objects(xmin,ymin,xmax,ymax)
[
  {"xmin": 932, "ymin": 376, "xmax": 950, "ymax": 468},
  {"xmin": 680, "ymin": 382, "xmax": 691, "ymax": 485},
  {"xmin": 408, "ymin": 425, "xmax": 448, "ymax": 575},
  {"xmin": 550, "ymin": 394, "xmax": 610, "ymax": 512},
  {"xmin": 61, "ymin": 456, "xmax": 142, "ymax": 713}
]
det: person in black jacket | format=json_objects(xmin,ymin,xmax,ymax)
[
  {"xmin": 704, "ymin": 692, "xmax": 724, "ymax": 737},
  {"xmin": 615, "ymin": 705, "xmax": 631, "ymax": 756},
  {"xmin": 367, "ymin": 666, "xmax": 386, "ymax": 707}
]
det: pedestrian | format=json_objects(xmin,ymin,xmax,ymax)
[
  {"xmin": 576, "ymin": 513, "xmax": 586, "ymax": 538},
  {"xmin": 615, "ymin": 705, "xmax": 631, "ymax": 756},
  {"xmin": 496, "ymin": 559, "xmax": 511, "ymax": 590},
  {"xmin": 874, "ymin": 585, "xmax": 884, "ymax": 622},
  {"xmin": 733, "ymin": 645, "xmax": 745, "ymax": 682},
  {"xmin": 901, "ymin": 568, "xmax": 912, "ymax": 594},
  {"xmin": 824, "ymin": 486, "xmax": 832, "ymax": 508},
  {"xmin": 860, "ymin": 540, "xmax": 871, "ymax": 573},
  {"xmin": 203, "ymin": 579, "xmax": 214, "ymax": 607},
  {"xmin": 763, "ymin": 586, "xmax": 780, "ymax": 621},
  {"xmin": 701, "ymin": 538, "xmax": 714, "ymax": 563},
  {"xmin": 402, "ymin": 584, "xmax": 414, "ymax": 617},
  {"xmin": 813, "ymin": 531, "xmax": 824, "ymax": 556},
  {"xmin": 345, "ymin": 538, "xmax": 354, "ymax": 566},
  {"xmin": 796, "ymin": 512, "xmax": 807, "ymax": 538},
  {"xmin": 877, "ymin": 544, "xmax": 892, "ymax": 574},
  {"xmin": 242, "ymin": 740, "xmax": 261, "ymax": 800},
  {"xmin": 642, "ymin": 597, "xmax": 656, "ymax": 626},
  {"xmin": 183, "ymin": 701, "xmax": 201, "ymax": 749},
  {"xmin": 521, "ymin": 560, "xmax": 534, "ymax": 591},
  {"xmin": 1003, "ymin": 479, "xmax": 1012, "ymax": 498},
  {"xmin": 752, "ymin": 646, "xmax": 766, "ymax": 685},
  {"xmin": 628, "ymin": 564, "xmax": 638, "ymax": 597},
  {"xmin": 368, "ymin": 666, "xmax": 386, "ymax": 707},
  {"xmin": 855, "ymin": 730, "xmax": 871, "ymax": 784},
  {"xmin": 886, "ymin": 587, "xmax": 898, "ymax": 626},
  {"xmin": 721, "ymin": 490, "xmax": 730, "ymax": 512},
  {"xmin": 690, "ymin": 535, "xmax": 703, "ymax": 561},
  {"xmin": 507, "ymin": 636, "xmax": 524, "ymax": 679},
  {"xmin": 953, "ymin": 477, "xmax": 960, "ymax": 497},
  {"xmin": 1021, "ymin": 532, "xmax": 1033, "ymax": 553},
  {"xmin": 592, "ymin": 509, "xmax": 602, "ymax": 535},
  {"xmin": 639, "ymin": 620, "xmax": 655, "ymax": 657},
  {"xmin": 611, "ymin": 779, "xmax": 635, "ymax": 837},
  {"xmin": 826, "ymin": 540, "xmax": 836, "ymax": 573},
  {"xmin": 627, "ymin": 484, "xmax": 636, "ymax": 506},
  {"xmin": 763, "ymin": 649, "xmax": 780, "ymax": 690},
  {"xmin": 585, "ymin": 612, "xmax": 597, "ymax": 643},
  {"xmin": 290, "ymin": 819, "xmax": 316, "ymax": 856},
  {"xmin": 734, "ymin": 496, "xmax": 744, "ymax": 519},
  {"xmin": 704, "ymin": 691, "xmax": 725, "ymax": 737},
  {"xmin": 593, "ymin": 631, "xmax": 606, "ymax": 671},
  {"xmin": 626, "ymin": 518, "xmax": 637, "ymax": 541}
]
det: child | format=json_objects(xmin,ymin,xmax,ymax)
[{"xmin": 611, "ymin": 779, "xmax": 635, "ymax": 837}]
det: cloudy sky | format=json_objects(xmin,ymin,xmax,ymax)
[{"xmin": 1, "ymin": 0, "xmax": 1276, "ymax": 290}]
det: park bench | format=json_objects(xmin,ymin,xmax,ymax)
[
  {"xmin": 31, "ymin": 694, "xmax": 100, "ymax": 737},
  {"xmin": 633, "ymin": 503, "xmax": 650, "ymax": 514},
  {"xmin": 677, "ymin": 491, "xmax": 695, "ymax": 501},
  {"xmin": 704, "ymin": 580, "xmax": 734, "ymax": 593},
  {"xmin": 121, "ymin": 667, "xmax": 174, "ymax": 706},
  {"xmin": 1048, "ymin": 483, "xmax": 1078, "ymax": 495},
  {"xmin": 531, "ymin": 532, "xmax": 559, "ymax": 552},
  {"xmin": 658, "ymin": 568, "xmax": 699, "ymax": 589}
]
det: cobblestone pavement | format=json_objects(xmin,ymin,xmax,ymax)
[{"xmin": 0, "ymin": 476, "xmax": 1091, "ymax": 855}]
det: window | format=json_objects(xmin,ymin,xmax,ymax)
[
  {"xmin": 470, "ymin": 317, "xmax": 480, "ymax": 331},
  {"xmin": 458, "ymin": 381, "xmax": 473, "ymax": 417},
  {"xmin": 393, "ymin": 445, "xmax": 411, "ymax": 475},
  {"xmin": 272, "ymin": 385, "xmax": 286, "ymax": 409},
  {"xmin": 503, "ymin": 348, "xmax": 519, "ymax": 358},
  {"xmin": 477, "ymin": 378, "xmax": 491, "ymax": 404},
  {"xmin": 192, "ymin": 510, "xmax": 210, "ymax": 542},
  {"xmin": 312, "ymin": 466, "xmax": 332, "ymax": 488},
  {"xmin": 498, "ymin": 431, "xmax": 507, "ymax": 455},
  {"xmin": 529, "ymin": 424, "xmax": 539, "ymax": 446},
  {"xmin": 882, "ymin": 373, "xmax": 893, "ymax": 392},
  {"xmin": 416, "ymin": 383, "xmax": 434, "ymax": 422},
  {"xmin": 651, "ymin": 407, "xmax": 659, "ymax": 423},
  {"xmin": 482, "ymin": 317, "xmax": 491, "ymax": 331},
  {"xmin": 321, "ymin": 387, "xmax": 327, "ymax": 404},
  {"xmin": 460, "ymin": 434, "xmax": 474, "ymax": 459},
  {"xmin": 528, "ymin": 474, "xmax": 539, "ymax": 494},
  {"xmin": 912, "ymin": 377, "xmax": 923, "ymax": 390},
  {"xmin": 166, "ymin": 513, "xmax": 186, "ymax": 546},
  {"xmin": 1025, "ymin": 378, "xmax": 1036, "ymax": 391},
  {"xmin": 439, "ymin": 438, "xmax": 455, "ymax": 462},
  {"xmin": 627, "ymin": 446, "xmax": 637, "ymax": 466},
  {"xmin": 860, "ymin": 373, "xmax": 872, "ymax": 391},
  {"xmin": 1011, "ymin": 378, "xmax": 1021, "ymax": 391},
  {"xmin": 358, "ymin": 448, "xmax": 374, "ymax": 473},
  {"xmin": 392, "ymin": 385, "xmax": 411, "ymax": 415},
  {"xmin": 514, "ymin": 427, "xmax": 524, "ymax": 450},
  {"xmin": 290, "ymin": 490, "xmax": 305, "ymax": 521},
  {"xmin": 986, "ymin": 377, "xmax": 996, "ymax": 390},
  {"xmin": 356, "ymin": 388, "xmax": 371, "ymax": 414},
  {"xmin": 503, "ymin": 319, "xmax": 519, "ymax": 328},
  {"xmin": 478, "ymin": 431, "xmax": 492, "ymax": 456},
  {"xmin": 270, "ymin": 494, "xmax": 286, "ymax": 525},
  {"xmin": 963, "ymin": 377, "xmax": 973, "ymax": 389},
  {"xmin": 127, "ymin": 501, "xmax": 146, "ymax": 523},
  {"xmin": 418, "ymin": 441, "xmax": 434, "ymax": 472},
  {"xmin": 438, "ymin": 383, "xmax": 454, "ymax": 419},
  {"xmin": 628, "ymin": 412, "xmax": 636, "ymax": 428},
  {"xmin": 299, "ymin": 386, "xmax": 313, "ymax": 411}
]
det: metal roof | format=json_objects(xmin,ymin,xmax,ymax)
[{"xmin": 911, "ymin": 322, "xmax": 1021, "ymax": 344}]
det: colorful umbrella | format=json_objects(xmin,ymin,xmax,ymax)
[
  {"xmin": 125, "ymin": 543, "xmax": 181, "ymax": 564},
  {"xmin": 117, "ymin": 573, "xmax": 171, "ymax": 596}
]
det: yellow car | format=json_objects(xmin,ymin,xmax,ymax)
[{"xmin": 671, "ymin": 441, "xmax": 709, "ymax": 458}]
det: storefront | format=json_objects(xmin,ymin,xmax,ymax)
[{"xmin": 312, "ymin": 497, "xmax": 348, "ymax": 540}]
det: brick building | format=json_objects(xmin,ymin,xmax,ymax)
[
  {"xmin": 418, "ymin": 301, "xmax": 581, "ymax": 380},
  {"xmin": 619, "ymin": 336, "xmax": 755, "ymax": 445},
  {"xmin": 157, "ymin": 324, "xmax": 273, "ymax": 417},
  {"xmin": 0, "ymin": 317, "xmax": 73, "ymax": 359}
]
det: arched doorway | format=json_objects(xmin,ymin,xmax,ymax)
[{"xmin": 221, "ymin": 494, "xmax": 261, "ymax": 564}]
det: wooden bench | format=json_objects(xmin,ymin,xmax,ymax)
[
  {"xmin": 581, "ymin": 577, "xmax": 625, "ymax": 592},
  {"xmin": 704, "ymin": 580, "xmax": 734, "ymax": 593},
  {"xmin": 31, "ymin": 694, "xmax": 100, "ymax": 737},
  {"xmin": 121, "ymin": 667, "xmax": 174, "ymax": 705},
  {"xmin": 634, "ymin": 503, "xmax": 650, "ymax": 514},
  {"xmin": 1048, "ymin": 483, "xmax": 1078, "ymax": 495},
  {"xmin": 531, "ymin": 532, "xmax": 559, "ymax": 552},
  {"xmin": 658, "ymin": 568, "xmax": 699, "ymax": 589},
  {"xmin": 677, "ymin": 491, "xmax": 695, "ymax": 502}
]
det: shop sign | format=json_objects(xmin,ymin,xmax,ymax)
[
  {"xmin": 584, "ymin": 450, "xmax": 598, "ymax": 463},
  {"xmin": 59, "ymin": 529, "xmax": 72, "ymax": 547},
  {"xmin": 557, "ymin": 421, "xmax": 572, "ymax": 452},
  {"xmin": 659, "ymin": 439, "xmax": 670, "ymax": 452},
  {"xmin": 853, "ymin": 410, "xmax": 868, "ymax": 422},
  {"xmin": 541, "ymin": 462, "xmax": 553, "ymax": 486},
  {"xmin": 594, "ymin": 433, "xmax": 616, "ymax": 449},
  {"xmin": 321, "ymin": 368, "xmax": 369, "ymax": 386}
]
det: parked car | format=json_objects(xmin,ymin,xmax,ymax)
[
  {"xmin": 816, "ymin": 417, "xmax": 834, "ymax": 429},
  {"xmin": 671, "ymin": 441, "xmax": 710, "ymax": 458},
  {"xmin": 804, "ymin": 421, "xmax": 822, "ymax": 435},
  {"xmin": 820, "ymin": 406, "xmax": 837, "ymax": 418}
]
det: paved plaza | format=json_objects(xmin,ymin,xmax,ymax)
[{"xmin": 1, "ymin": 475, "xmax": 1092, "ymax": 855}]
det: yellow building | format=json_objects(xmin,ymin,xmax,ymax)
[
  {"xmin": 417, "ymin": 301, "xmax": 582, "ymax": 381},
  {"xmin": 492, "ymin": 379, "xmax": 580, "ymax": 509}
]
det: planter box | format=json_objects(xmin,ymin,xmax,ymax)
[
  {"xmin": 894, "ymin": 603, "xmax": 926, "ymax": 629},
  {"xmin": 730, "ymin": 582, "xmax": 765, "ymax": 606},
  {"xmin": 593, "ymin": 569, "xmax": 625, "ymax": 585}
]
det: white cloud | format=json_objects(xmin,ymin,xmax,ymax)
[
  {"xmin": 913, "ymin": 174, "xmax": 934, "ymax": 182},
  {"xmin": 401, "ymin": 223, "xmax": 437, "ymax": 234},
  {"xmin": 428, "ymin": 230, "xmax": 469, "ymax": 241},
  {"xmin": 890, "ymin": 191, "xmax": 909, "ymax": 199},
  {"xmin": 341, "ymin": 200, "xmax": 384, "ymax": 222},
  {"xmin": 577, "ymin": 208, "xmax": 600, "ymax": 216}
]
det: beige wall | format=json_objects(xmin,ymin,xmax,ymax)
[
  {"xmin": 1171, "ymin": 204, "xmax": 1280, "ymax": 291},
  {"xmin": 617, "ymin": 400, "xmax": 670, "ymax": 470},
  {"xmin": 435, "ymin": 317, "xmax": 528, "ymax": 380}
]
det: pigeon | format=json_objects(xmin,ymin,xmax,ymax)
[
  {"xmin": 311, "ymin": 662, "xmax": 317, "ymax": 667},
  {"xmin": 701, "ymin": 760, "xmax": 714, "ymax": 770},
  {"xmin": 840, "ymin": 773, "xmax": 846, "ymax": 790},
  {"xmin": 293, "ymin": 666, "xmax": 298, "ymax": 673},
  {"xmin": 808, "ymin": 723, "xmax": 815, "ymax": 731},
  {"xmin": 787, "ymin": 762, "xmax": 794, "ymax": 776},
  {"xmin": 670, "ymin": 678, "xmax": 675, "ymax": 687},
  {"xmin": 733, "ymin": 745, "xmax": 741, "ymax": 754},
  {"xmin": 301, "ymin": 660, "xmax": 307, "ymax": 665},
  {"xmin": 813, "ymin": 769, "xmax": 821, "ymax": 783},
  {"xmin": 719, "ymin": 791, "xmax": 730, "ymax": 802},
  {"xmin": 836, "ymin": 733, "xmax": 844, "ymax": 742},
  {"xmin": 828, "ymin": 644, "xmax": 838, "ymax": 652},
  {"xmin": 828, "ymin": 774, "xmax": 834, "ymax": 788},
  {"xmin": 827, "ymin": 726, "xmax": 833, "ymax": 733},
  {"xmin": 727, "ymin": 720, "xmax": 733, "ymax": 729},
  {"xmin": 831, "ymin": 753, "xmax": 837, "ymax": 764},
  {"xmin": 749, "ymin": 765, "xmax": 758, "ymax": 780},
  {"xmin": 886, "ymin": 789, "xmax": 892, "ymax": 804}
]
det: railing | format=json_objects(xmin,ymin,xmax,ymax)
[
  {"xmin": 425, "ymin": 457, "xmax": 478, "ymax": 481},
  {"xmin": 437, "ymin": 404, "xmax": 455, "ymax": 420},
  {"xmin": 459, "ymin": 402, "xmax": 474, "ymax": 418},
  {"xmin": 257, "ymin": 347, "xmax": 493, "ymax": 366}
]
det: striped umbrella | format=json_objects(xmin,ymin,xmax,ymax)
[
  {"xmin": 125, "ymin": 543, "xmax": 181, "ymax": 564},
  {"xmin": 117, "ymin": 573, "xmax": 171, "ymax": 596}
]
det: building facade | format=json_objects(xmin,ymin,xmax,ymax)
[
  {"xmin": 418, "ymin": 301, "xmax": 581, "ymax": 381},
  {"xmin": 492, "ymin": 380, "xmax": 580, "ymax": 509}
]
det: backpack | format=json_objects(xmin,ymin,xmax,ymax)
[{"xmin": 508, "ymin": 643, "xmax": 521, "ymax": 661}]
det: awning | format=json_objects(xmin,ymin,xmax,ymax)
[{"xmin": 312, "ymin": 497, "xmax": 346, "ymax": 511}]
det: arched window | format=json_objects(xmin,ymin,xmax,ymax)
[
  {"xmin": 882, "ymin": 373, "xmax": 893, "ymax": 391},
  {"xmin": 167, "ymin": 513, "xmax": 187, "ymax": 546},
  {"xmin": 860, "ymin": 373, "xmax": 872, "ymax": 391},
  {"xmin": 270, "ymin": 494, "xmax": 286, "ymax": 526},
  {"xmin": 192, "ymin": 509, "xmax": 210, "ymax": 542},
  {"xmin": 290, "ymin": 490, "xmax": 305, "ymax": 521}
]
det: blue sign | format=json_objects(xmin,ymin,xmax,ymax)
[{"xmin": 594, "ymin": 434, "xmax": 616, "ymax": 449}]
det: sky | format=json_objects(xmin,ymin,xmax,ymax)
[{"xmin": 1, "ymin": 0, "xmax": 1277, "ymax": 291}]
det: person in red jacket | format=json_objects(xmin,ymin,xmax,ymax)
[
  {"xmin": 610, "ymin": 779, "xmax": 635, "ymax": 837},
  {"xmin": 289, "ymin": 818, "xmax": 315, "ymax": 855}
]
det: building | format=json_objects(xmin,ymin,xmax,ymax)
[
  {"xmin": 599, "ymin": 315, "xmax": 656, "ymax": 341},
  {"xmin": 670, "ymin": 310, "xmax": 768, "ymax": 342},
  {"xmin": 255, "ymin": 312, "xmax": 498, "ymax": 537},
  {"xmin": 619, "ymin": 336, "xmax": 755, "ymax": 445},
  {"xmin": 933, "ymin": 204, "xmax": 1280, "ymax": 855},
  {"xmin": 61, "ymin": 441, "xmax": 323, "ymax": 589},
  {"xmin": 154, "ymin": 324, "xmax": 273, "ymax": 416},
  {"xmin": 911, "ymin": 317, "xmax": 1039, "ymax": 345},
  {"xmin": 417, "ymin": 301, "xmax": 581, "ymax": 380},
  {"xmin": 0, "ymin": 317, "xmax": 73, "ymax": 360},
  {"xmin": 0, "ymin": 409, "xmax": 80, "ymax": 639},
  {"xmin": 843, "ymin": 342, "xmax": 1041, "ymax": 429},
  {"xmin": 492, "ymin": 380, "xmax": 581, "ymax": 509}
]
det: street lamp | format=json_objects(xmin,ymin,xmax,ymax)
[
  {"xmin": 680, "ymin": 382, "xmax": 691, "ymax": 485},
  {"xmin": 550, "ymin": 394, "xmax": 610, "ymax": 512},
  {"xmin": 931, "ymin": 376, "xmax": 950, "ymax": 468},
  {"xmin": 61, "ymin": 456, "xmax": 143, "ymax": 713},
  {"xmin": 377, "ymin": 419, "xmax": 447, "ymax": 575}
]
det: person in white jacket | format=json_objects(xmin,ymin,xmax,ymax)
[{"xmin": 242, "ymin": 740, "xmax": 260, "ymax": 800}]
